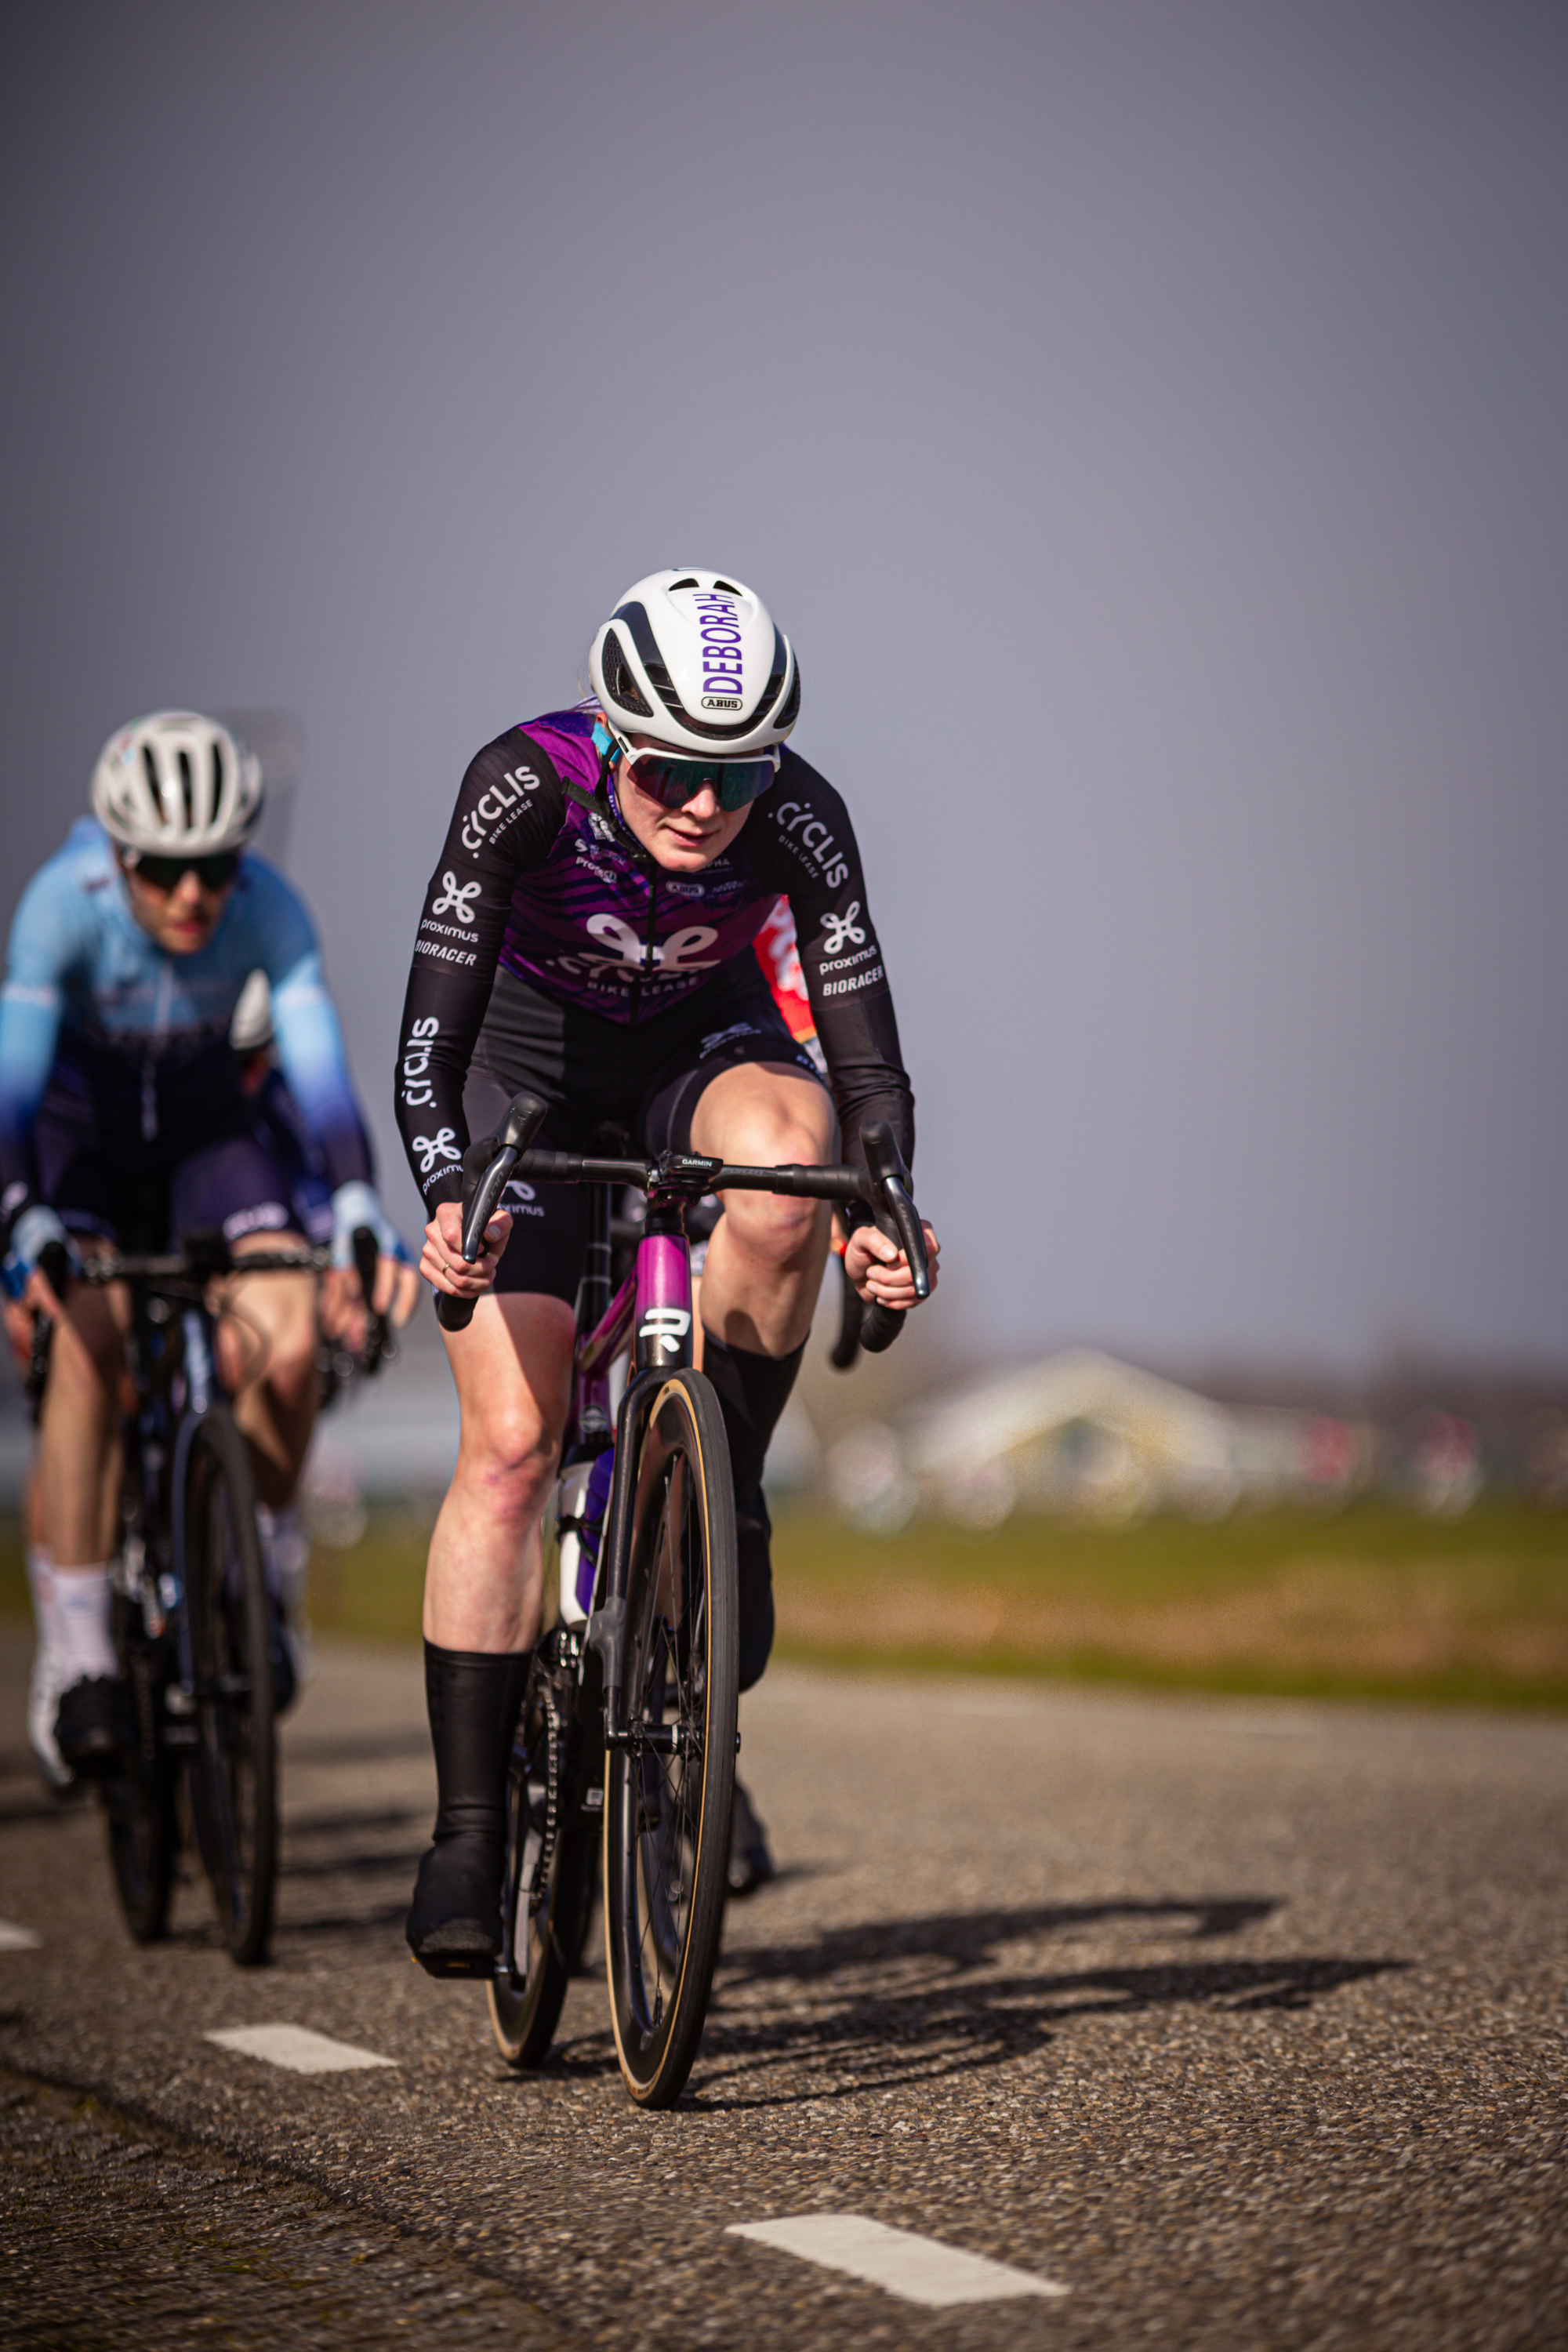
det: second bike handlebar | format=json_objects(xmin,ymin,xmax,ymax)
[
  {"xmin": 24, "ymin": 1228, "xmax": 394, "ymax": 1412},
  {"xmin": 436, "ymin": 1089, "xmax": 930, "ymax": 1349}
]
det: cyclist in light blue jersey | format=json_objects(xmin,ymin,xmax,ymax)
[{"xmin": 1, "ymin": 710, "xmax": 416, "ymax": 1787}]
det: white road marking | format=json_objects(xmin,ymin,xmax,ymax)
[
  {"xmin": 0, "ymin": 1919, "xmax": 42, "ymax": 1951},
  {"xmin": 205, "ymin": 2024, "xmax": 396, "ymax": 2074},
  {"xmin": 728, "ymin": 2215, "xmax": 1068, "ymax": 2307}
]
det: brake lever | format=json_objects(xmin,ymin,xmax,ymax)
[
  {"xmin": 829, "ymin": 1252, "xmax": 864, "ymax": 1371},
  {"xmin": 351, "ymin": 1225, "xmax": 390, "ymax": 1374},
  {"xmin": 859, "ymin": 1120, "xmax": 931, "ymax": 1299},
  {"xmin": 437, "ymin": 1090, "xmax": 550, "ymax": 1334}
]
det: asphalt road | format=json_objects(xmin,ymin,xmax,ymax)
[{"xmin": 0, "ymin": 1630, "xmax": 1564, "ymax": 2350}]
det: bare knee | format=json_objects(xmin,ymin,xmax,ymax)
[
  {"xmin": 220, "ymin": 1265, "xmax": 318, "ymax": 1405},
  {"xmin": 264, "ymin": 1316, "xmax": 318, "ymax": 1408},
  {"xmin": 458, "ymin": 1403, "xmax": 560, "ymax": 1525},
  {"xmin": 49, "ymin": 1291, "xmax": 123, "ymax": 1406},
  {"xmin": 721, "ymin": 1185, "xmax": 827, "ymax": 1272},
  {"xmin": 721, "ymin": 1105, "xmax": 833, "ymax": 1264}
]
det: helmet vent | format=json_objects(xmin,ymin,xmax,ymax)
[
  {"xmin": 642, "ymin": 655, "xmax": 678, "ymax": 706},
  {"xmin": 176, "ymin": 749, "xmax": 194, "ymax": 826},
  {"xmin": 772, "ymin": 660, "xmax": 801, "ymax": 733},
  {"xmin": 669, "ymin": 576, "xmax": 699, "ymax": 591},
  {"xmin": 712, "ymin": 579, "xmax": 742, "ymax": 596},
  {"xmin": 600, "ymin": 629, "xmax": 652, "ymax": 717}
]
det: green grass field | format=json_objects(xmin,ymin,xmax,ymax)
[
  {"xmin": 766, "ymin": 1498, "xmax": 1568, "ymax": 1708},
  {"xmin": 4, "ymin": 1496, "xmax": 1564, "ymax": 1708}
]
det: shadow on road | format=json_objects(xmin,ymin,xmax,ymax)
[
  {"xmin": 681, "ymin": 1896, "xmax": 1407, "ymax": 2108},
  {"xmin": 282, "ymin": 1728, "xmax": 432, "ymax": 1769}
]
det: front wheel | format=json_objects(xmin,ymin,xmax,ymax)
[
  {"xmin": 180, "ymin": 1406, "xmax": 277, "ymax": 1965},
  {"xmin": 604, "ymin": 1370, "xmax": 738, "ymax": 2109},
  {"xmin": 488, "ymin": 1647, "xmax": 597, "ymax": 2068},
  {"xmin": 103, "ymin": 1592, "xmax": 178, "ymax": 1943}
]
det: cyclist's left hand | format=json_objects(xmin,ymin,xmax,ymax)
[
  {"xmin": 844, "ymin": 1218, "xmax": 940, "ymax": 1310},
  {"xmin": 320, "ymin": 1252, "xmax": 419, "ymax": 1350},
  {"xmin": 323, "ymin": 1181, "xmax": 418, "ymax": 1353}
]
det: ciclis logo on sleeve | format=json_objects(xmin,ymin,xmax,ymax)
[{"xmin": 401, "ymin": 1014, "xmax": 439, "ymax": 1108}]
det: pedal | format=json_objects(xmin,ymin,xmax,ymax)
[{"xmin": 409, "ymin": 1944, "xmax": 499, "ymax": 1982}]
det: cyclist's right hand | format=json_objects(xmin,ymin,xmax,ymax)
[
  {"xmin": 421, "ymin": 1197, "xmax": 512, "ymax": 1301},
  {"xmin": 2, "ymin": 1207, "xmax": 78, "ymax": 1371}
]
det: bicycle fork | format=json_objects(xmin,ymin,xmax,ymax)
[{"xmin": 590, "ymin": 1206, "xmax": 698, "ymax": 1758}]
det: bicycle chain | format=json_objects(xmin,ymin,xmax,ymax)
[{"xmin": 529, "ymin": 1680, "xmax": 564, "ymax": 1922}]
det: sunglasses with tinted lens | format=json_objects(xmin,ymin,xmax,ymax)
[
  {"xmin": 129, "ymin": 850, "xmax": 241, "ymax": 893},
  {"xmin": 620, "ymin": 746, "xmax": 780, "ymax": 814}
]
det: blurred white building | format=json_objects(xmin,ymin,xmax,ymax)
[{"xmin": 826, "ymin": 1349, "xmax": 1372, "ymax": 1531}]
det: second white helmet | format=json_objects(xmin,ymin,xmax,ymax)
[
  {"xmin": 590, "ymin": 569, "xmax": 800, "ymax": 757},
  {"xmin": 92, "ymin": 710, "xmax": 263, "ymax": 855}
]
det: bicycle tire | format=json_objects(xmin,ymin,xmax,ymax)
[
  {"xmin": 488, "ymin": 1654, "xmax": 597, "ymax": 2068},
  {"xmin": 604, "ymin": 1370, "xmax": 738, "ymax": 2109},
  {"xmin": 180, "ymin": 1406, "xmax": 277, "ymax": 1965},
  {"xmin": 103, "ymin": 1595, "xmax": 177, "ymax": 1943}
]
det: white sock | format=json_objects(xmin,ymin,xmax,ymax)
[
  {"xmin": 256, "ymin": 1504, "xmax": 310, "ymax": 1612},
  {"xmin": 52, "ymin": 1565, "xmax": 118, "ymax": 1682},
  {"xmin": 26, "ymin": 1544, "xmax": 59, "ymax": 1656}
]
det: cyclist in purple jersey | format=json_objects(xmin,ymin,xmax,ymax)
[{"xmin": 395, "ymin": 568, "xmax": 940, "ymax": 1971}]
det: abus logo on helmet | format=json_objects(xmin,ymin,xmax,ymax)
[{"xmin": 692, "ymin": 591, "xmax": 745, "ymax": 710}]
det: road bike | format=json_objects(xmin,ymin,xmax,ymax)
[
  {"xmin": 30, "ymin": 1228, "xmax": 390, "ymax": 1965},
  {"xmin": 436, "ymin": 1089, "xmax": 928, "ymax": 2108}
]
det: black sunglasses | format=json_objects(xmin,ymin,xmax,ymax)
[{"xmin": 126, "ymin": 850, "xmax": 241, "ymax": 894}]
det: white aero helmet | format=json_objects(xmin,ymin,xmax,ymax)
[
  {"xmin": 590, "ymin": 569, "xmax": 800, "ymax": 757},
  {"xmin": 91, "ymin": 710, "xmax": 263, "ymax": 855}
]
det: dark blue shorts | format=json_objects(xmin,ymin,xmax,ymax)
[{"xmin": 34, "ymin": 1105, "xmax": 302, "ymax": 1253}]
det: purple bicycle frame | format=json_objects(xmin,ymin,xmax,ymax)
[
  {"xmin": 572, "ymin": 1227, "xmax": 695, "ymax": 1448},
  {"xmin": 567, "ymin": 1224, "xmax": 696, "ymax": 1621}
]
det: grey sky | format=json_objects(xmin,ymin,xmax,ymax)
[{"xmin": 4, "ymin": 1, "xmax": 1565, "ymax": 1372}]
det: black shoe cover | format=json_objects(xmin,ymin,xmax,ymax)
[
  {"xmin": 735, "ymin": 1485, "xmax": 775, "ymax": 1693},
  {"xmin": 267, "ymin": 1595, "xmax": 296, "ymax": 1718},
  {"xmin": 728, "ymin": 1775, "xmax": 775, "ymax": 1896},
  {"xmin": 54, "ymin": 1675, "xmax": 124, "ymax": 1780},
  {"xmin": 406, "ymin": 1643, "xmax": 530, "ymax": 1980},
  {"xmin": 406, "ymin": 1833, "xmax": 506, "ymax": 1976}
]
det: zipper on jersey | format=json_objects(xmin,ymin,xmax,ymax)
[
  {"xmin": 142, "ymin": 960, "xmax": 174, "ymax": 1142},
  {"xmin": 602, "ymin": 760, "xmax": 659, "ymax": 1030},
  {"xmin": 632, "ymin": 872, "xmax": 660, "ymax": 1030}
]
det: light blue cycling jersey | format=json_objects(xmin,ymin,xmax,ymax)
[{"xmin": 0, "ymin": 817, "xmax": 371, "ymax": 1232}]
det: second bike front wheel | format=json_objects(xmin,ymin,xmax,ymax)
[
  {"xmin": 180, "ymin": 1406, "xmax": 277, "ymax": 1965},
  {"xmin": 604, "ymin": 1370, "xmax": 738, "ymax": 2109},
  {"xmin": 103, "ymin": 1594, "xmax": 178, "ymax": 1942}
]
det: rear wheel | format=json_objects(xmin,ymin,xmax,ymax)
[
  {"xmin": 180, "ymin": 1407, "xmax": 276, "ymax": 1964},
  {"xmin": 488, "ymin": 1648, "xmax": 597, "ymax": 2068},
  {"xmin": 604, "ymin": 1371, "xmax": 738, "ymax": 2109},
  {"xmin": 103, "ymin": 1595, "xmax": 177, "ymax": 1943}
]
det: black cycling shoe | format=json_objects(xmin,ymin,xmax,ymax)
[
  {"xmin": 53, "ymin": 1675, "xmax": 125, "ymax": 1781},
  {"xmin": 728, "ymin": 1776, "xmax": 775, "ymax": 1896},
  {"xmin": 405, "ymin": 1833, "xmax": 505, "ymax": 1978},
  {"xmin": 735, "ymin": 1484, "xmax": 775, "ymax": 1694},
  {"xmin": 267, "ymin": 1598, "xmax": 296, "ymax": 1718}
]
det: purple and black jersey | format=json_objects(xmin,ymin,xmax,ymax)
[{"xmin": 395, "ymin": 706, "xmax": 913, "ymax": 1210}]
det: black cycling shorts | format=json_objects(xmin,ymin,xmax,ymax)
[
  {"xmin": 34, "ymin": 1098, "xmax": 299, "ymax": 1252},
  {"xmin": 465, "ymin": 961, "xmax": 827, "ymax": 1305}
]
